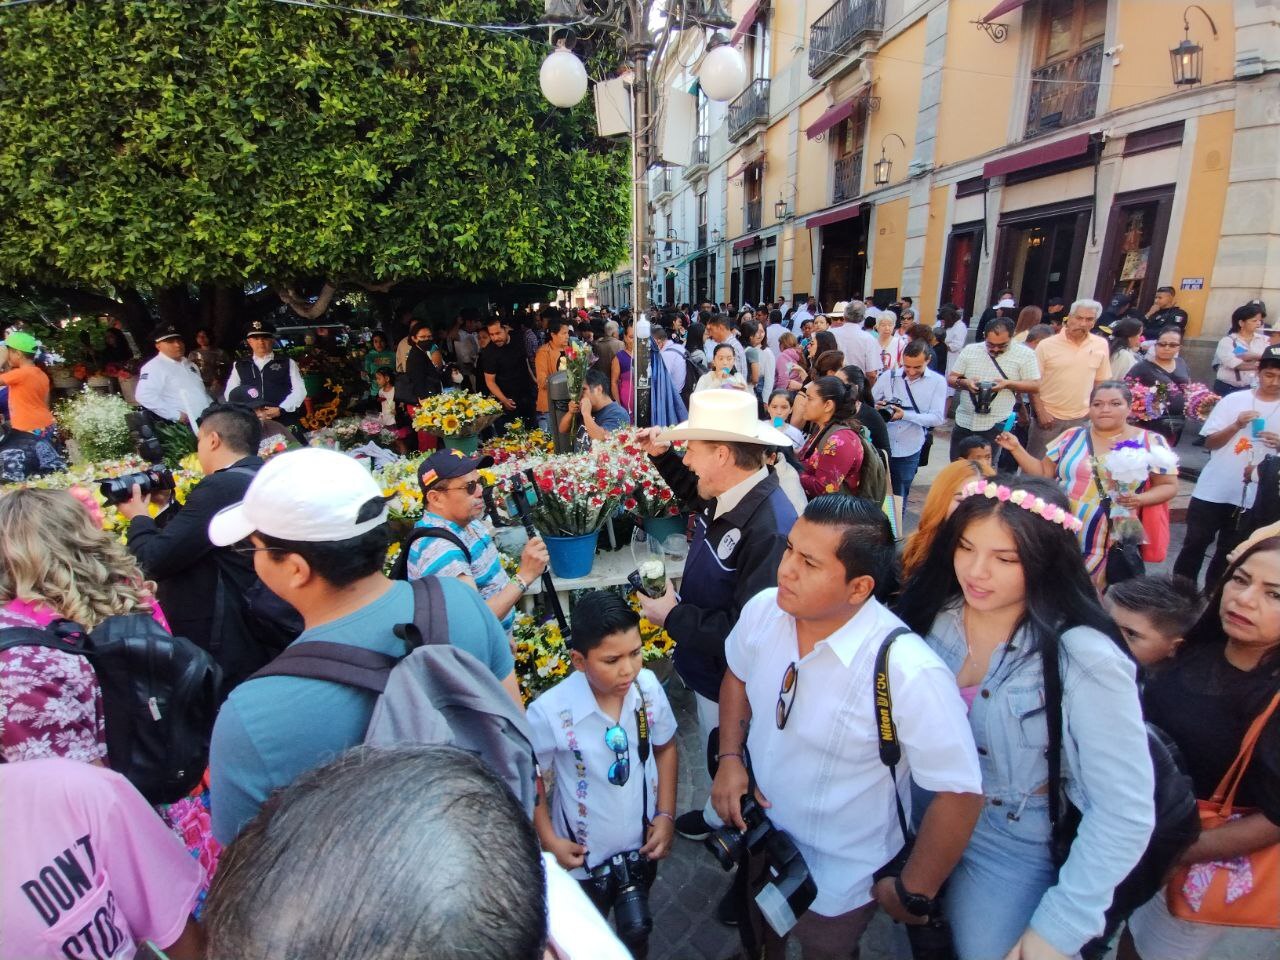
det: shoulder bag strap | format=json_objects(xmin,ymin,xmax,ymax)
[
  {"xmin": 1213, "ymin": 690, "xmax": 1280, "ymax": 814},
  {"xmin": 248, "ymin": 641, "xmax": 397, "ymax": 693},
  {"xmin": 874, "ymin": 626, "xmax": 913, "ymax": 843},
  {"xmin": 397, "ymin": 576, "xmax": 451, "ymax": 651},
  {"xmin": 0, "ymin": 627, "xmax": 82, "ymax": 655},
  {"xmin": 1081, "ymin": 428, "xmax": 1114, "ymax": 521},
  {"xmin": 900, "ymin": 373, "xmax": 921, "ymax": 414}
]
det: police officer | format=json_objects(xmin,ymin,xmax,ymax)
[
  {"xmin": 223, "ymin": 319, "xmax": 306, "ymax": 432},
  {"xmin": 135, "ymin": 324, "xmax": 213, "ymax": 428}
]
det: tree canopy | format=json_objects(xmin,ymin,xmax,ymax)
[{"xmin": 0, "ymin": 0, "xmax": 627, "ymax": 329}]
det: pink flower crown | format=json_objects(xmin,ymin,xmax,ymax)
[{"xmin": 959, "ymin": 480, "xmax": 1084, "ymax": 533}]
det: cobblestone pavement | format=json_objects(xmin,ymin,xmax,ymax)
[{"xmin": 643, "ymin": 425, "xmax": 1277, "ymax": 960}]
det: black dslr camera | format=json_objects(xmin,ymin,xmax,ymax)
[
  {"xmin": 971, "ymin": 380, "xmax": 999, "ymax": 415},
  {"xmin": 584, "ymin": 849, "xmax": 655, "ymax": 943},
  {"xmin": 706, "ymin": 794, "xmax": 817, "ymax": 936},
  {"xmin": 97, "ymin": 467, "xmax": 175, "ymax": 506}
]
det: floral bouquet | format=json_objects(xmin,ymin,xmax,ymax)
[
  {"xmin": 1099, "ymin": 439, "xmax": 1179, "ymax": 541},
  {"xmin": 55, "ymin": 390, "xmax": 134, "ymax": 463},
  {"xmin": 412, "ymin": 390, "xmax": 502, "ymax": 437},
  {"xmin": 513, "ymin": 613, "xmax": 573, "ymax": 703},
  {"xmin": 603, "ymin": 430, "xmax": 680, "ymax": 521},
  {"xmin": 562, "ymin": 339, "xmax": 593, "ymax": 400},
  {"xmin": 373, "ymin": 455, "xmax": 428, "ymax": 521},
  {"xmin": 1184, "ymin": 384, "xmax": 1220, "ymax": 421},
  {"xmin": 482, "ymin": 419, "xmax": 554, "ymax": 464},
  {"xmin": 1126, "ymin": 380, "xmax": 1179, "ymax": 422},
  {"xmin": 527, "ymin": 447, "xmax": 631, "ymax": 536},
  {"xmin": 308, "ymin": 416, "xmax": 363, "ymax": 449}
]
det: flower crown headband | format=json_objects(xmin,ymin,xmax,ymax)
[{"xmin": 958, "ymin": 480, "xmax": 1084, "ymax": 533}]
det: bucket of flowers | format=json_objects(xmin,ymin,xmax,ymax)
[
  {"xmin": 412, "ymin": 390, "xmax": 502, "ymax": 455},
  {"xmin": 526, "ymin": 448, "xmax": 630, "ymax": 579},
  {"xmin": 481, "ymin": 419, "xmax": 555, "ymax": 465}
]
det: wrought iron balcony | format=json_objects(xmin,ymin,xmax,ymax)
[
  {"xmin": 653, "ymin": 166, "xmax": 674, "ymax": 201},
  {"xmin": 808, "ymin": 0, "xmax": 885, "ymax": 78},
  {"xmin": 1025, "ymin": 43, "xmax": 1104, "ymax": 139},
  {"xmin": 745, "ymin": 197, "xmax": 762, "ymax": 232},
  {"xmin": 728, "ymin": 79, "xmax": 770, "ymax": 142},
  {"xmin": 685, "ymin": 135, "xmax": 709, "ymax": 179},
  {"xmin": 833, "ymin": 150, "xmax": 862, "ymax": 204}
]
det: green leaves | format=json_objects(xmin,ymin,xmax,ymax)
[{"xmin": 0, "ymin": 0, "xmax": 628, "ymax": 291}]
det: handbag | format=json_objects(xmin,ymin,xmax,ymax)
[
  {"xmin": 1083, "ymin": 429, "xmax": 1146, "ymax": 585},
  {"xmin": 1167, "ymin": 691, "xmax": 1280, "ymax": 928},
  {"xmin": 1139, "ymin": 502, "xmax": 1171, "ymax": 563}
]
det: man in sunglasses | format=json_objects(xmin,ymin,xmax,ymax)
[
  {"xmin": 712, "ymin": 495, "xmax": 982, "ymax": 958},
  {"xmin": 407, "ymin": 449, "xmax": 549, "ymax": 641}
]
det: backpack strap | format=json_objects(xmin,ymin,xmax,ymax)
[
  {"xmin": 874, "ymin": 627, "xmax": 913, "ymax": 844},
  {"xmin": 0, "ymin": 627, "xmax": 80, "ymax": 655},
  {"xmin": 248, "ymin": 641, "xmax": 398, "ymax": 693},
  {"xmin": 388, "ymin": 526, "xmax": 473, "ymax": 580},
  {"xmin": 393, "ymin": 576, "xmax": 451, "ymax": 652}
]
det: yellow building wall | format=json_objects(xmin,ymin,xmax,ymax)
[
  {"xmin": 864, "ymin": 19, "xmax": 926, "ymax": 194},
  {"xmin": 1171, "ymin": 110, "xmax": 1233, "ymax": 337},
  {"xmin": 796, "ymin": 96, "xmax": 834, "ymax": 217},
  {"xmin": 1109, "ymin": 0, "xmax": 1235, "ymax": 112},
  {"xmin": 789, "ymin": 226, "xmax": 814, "ymax": 297},
  {"xmin": 763, "ymin": 122, "xmax": 791, "ymax": 229},
  {"xmin": 918, "ymin": 185, "xmax": 950, "ymax": 319},
  {"xmin": 934, "ymin": 0, "xmax": 1022, "ymax": 167},
  {"xmin": 871, "ymin": 197, "xmax": 910, "ymax": 293}
]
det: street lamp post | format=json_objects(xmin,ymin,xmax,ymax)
[{"xmin": 539, "ymin": 0, "xmax": 745, "ymax": 425}]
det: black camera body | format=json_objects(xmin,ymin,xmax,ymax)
[
  {"xmin": 584, "ymin": 849, "xmax": 654, "ymax": 943},
  {"xmin": 971, "ymin": 380, "xmax": 999, "ymax": 415},
  {"xmin": 98, "ymin": 467, "xmax": 175, "ymax": 506},
  {"xmin": 706, "ymin": 794, "xmax": 817, "ymax": 937}
]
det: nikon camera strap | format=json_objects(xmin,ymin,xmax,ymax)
[{"xmin": 874, "ymin": 627, "xmax": 913, "ymax": 844}]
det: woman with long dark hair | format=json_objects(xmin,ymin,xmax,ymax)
[
  {"xmin": 1108, "ymin": 317, "xmax": 1146, "ymax": 381},
  {"xmin": 1122, "ymin": 536, "xmax": 1280, "ymax": 960},
  {"xmin": 1127, "ymin": 325, "xmax": 1191, "ymax": 445},
  {"xmin": 793, "ymin": 376, "xmax": 863, "ymax": 497},
  {"xmin": 897, "ymin": 476, "xmax": 1154, "ymax": 960},
  {"xmin": 837, "ymin": 363, "xmax": 892, "ymax": 456}
]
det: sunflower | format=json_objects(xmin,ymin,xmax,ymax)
[{"xmin": 441, "ymin": 414, "xmax": 462, "ymax": 435}]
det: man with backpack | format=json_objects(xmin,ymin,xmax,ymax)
[
  {"xmin": 403, "ymin": 449, "xmax": 549, "ymax": 640},
  {"xmin": 205, "ymin": 447, "xmax": 520, "ymax": 844},
  {"xmin": 122, "ymin": 402, "xmax": 272, "ymax": 691}
]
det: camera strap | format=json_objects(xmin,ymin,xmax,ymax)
[
  {"xmin": 900, "ymin": 373, "xmax": 921, "ymax": 413},
  {"xmin": 635, "ymin": 686, "xmax": 651, "ymax": 832},
  {"xmin": 874, "ymin": 627, "xmax": 913, "ymax": 844}
]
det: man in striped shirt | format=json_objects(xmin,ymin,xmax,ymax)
[{"xmin": 407, "ymin": 450, "xmax": 549, "ymax": 637}]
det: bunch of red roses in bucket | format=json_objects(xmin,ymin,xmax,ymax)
[{"xmin": 528, "ymin": 448, "xmax": 632, "ymax": 536}]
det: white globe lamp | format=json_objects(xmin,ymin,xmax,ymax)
[
  {"xmin": 540, "ymin": 46, "xmax": 588, "ymax": 108},
  {"xmin": 699, "ymin": 39, "xmax": 747, "ymax": 102}
]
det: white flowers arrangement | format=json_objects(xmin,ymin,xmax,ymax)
[{"xmin": 55, "ymin": 390, "xmax": 133, "ymax": 463}]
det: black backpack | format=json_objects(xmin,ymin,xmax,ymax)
[
  {"xmin": 0, "ymin": 615, "xmax": 222, "ymax": 804},
  {"xmin": 388, "ymin": 526, "xmax": 472, "ymax": 580},
  {"xmin": 681, "ymin": 354, "xmax": 707, "ymax": 410}
]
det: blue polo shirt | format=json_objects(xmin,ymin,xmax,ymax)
[
  {"xmin": 208, "ymin": 578, "xmax": 514, "ymax": 844},
  {"xmin": 593, "ymin": 401, "xmax": 630, "ymax": 433}
]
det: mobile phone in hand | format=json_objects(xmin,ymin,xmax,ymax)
[{"xmin": 1002, "ymin": 411, "xmax": 1018, "ymax": 433}]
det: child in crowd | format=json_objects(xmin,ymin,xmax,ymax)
[
  {"xmin": 694, "ymin": 343, "xmax": 748, "ymax": 393},
  {"xmin": 528, "ymin": 591, "xmax": 678, "ymax": 960},
  {"xmin": 374, "ymin": 367, "xmax": 411, "ymax": 454},
  {"xmin": 1103, "ymin": 575, "xmax": 1201, "ymax": 668},
  {"xmin": 766, "ymin": 390, "xmax": 806, "ymax": 448},
  {"xmin": 956, "ymin": 434, "xmax": 994, "ymax": 466}
]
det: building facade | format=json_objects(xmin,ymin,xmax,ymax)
[{"xmin": 592, "ymin": 0, "xmax": 1279, "ymax": 351}]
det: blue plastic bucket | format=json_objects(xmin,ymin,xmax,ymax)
[{"xmin": 542, "ymin": 530, "xmax": 600, "ymax": 579}]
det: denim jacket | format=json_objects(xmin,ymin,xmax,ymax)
[{"xmin": 926, "ymin": 603, "xmax": 1155, "ymax": 955}]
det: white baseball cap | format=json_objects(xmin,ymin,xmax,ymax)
[{"xmin": 209, "ymin": 448, "xmax": 388, "ymax": 546}]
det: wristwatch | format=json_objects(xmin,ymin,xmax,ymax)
[
  {"xmin": 894, "ymin": 876, "xmax": 937, "ymax": 918},
  {"xmin": 513, "ymin": 574, "xmax": 532, "ymax": 594}
]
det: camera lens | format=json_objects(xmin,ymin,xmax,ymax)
[
  {"xmin": 612, "ymin": 884, "xmax": 653, "ymax": 942},
  {"xmin": 704, "ymin": 826, "xmax": 745, "ymax": 870}
]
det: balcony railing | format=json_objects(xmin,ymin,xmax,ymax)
[
  {"xmin": 745, "ymin": 197, "xmax": 762, "ymax": 232},
  {"xmin": 693, "ymin": 135, "xmax": 708, "ymax": 167},
  {"xmin": 1025, "ymin": 43, "xmax": 1104, "ymax": 139},
  {"xmin": 653, "ymin": 167, "xmax": 674, "ymax": 200},
  {"xmin": 808, "ymin": 0, "xmax": 885, "ymax": 78},
  {"xmin": 728, "ymin": 79, "xmax": 770, "ymax": 142},
  {"xmin": 833, "ymin": 150, "xmax": 862, "ymax": 204}
]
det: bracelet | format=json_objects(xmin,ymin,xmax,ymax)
[
  {"xmin": 653, "ymin": 811, "xmax": 675, "ymax": 822},
  {"xmin": 514, "ymin": 574, "xmax": 531, "ymax": 594},
  {"xmin": 715, "ymin": 752, "xmax": 744, "ymax": 764}
]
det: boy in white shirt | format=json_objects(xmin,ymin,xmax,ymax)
[{"xmin": 528, "ymin": 590, "xmax": 679, "ymax": 960}]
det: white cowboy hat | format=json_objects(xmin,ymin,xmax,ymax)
[
  {"xmin": 824, "ymin": 300, "xmax": 850, "ymax": 318},
  {"xmin": 658, "ymin": 390, "xmax": 793, "ymax": 446}
]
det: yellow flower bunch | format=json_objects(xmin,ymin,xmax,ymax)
[
  {"xmin": 482, "ymin": 421, "xmax": 554, "ymax": 464},
  {"xmin": 411, "ymin": 391, "xmax": 502, "ymax": 436},
  {"xmin": 628, "ymin": 594, "xmax": 677, "ymax": 662},
  {"xmin": 513, "ymin": 613, "xmax": 573, "ymax": 703},
  {"xmin": 372, "ymin": 455, "xmax": 428, "ymax": 520}
]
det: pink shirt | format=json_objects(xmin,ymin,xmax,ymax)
[{"xmin": 0, "ymin": 758, "xmax": 203, "ymax": 960}]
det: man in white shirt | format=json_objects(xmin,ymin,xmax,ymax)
[
  {"xmin": 223, "ymin": 319, "xmax": 307, "ymax": 433},
  {"xmin": 712, "ymin": 495, "xmax": 982, "ymax": 956},
  {"xmin": 826, "ymin": 301, "xmax": 881, "ymax": 384},
  {"xmin": 135, "ymin": 325, "xmax": 213, "ymax": 428},
  {"xmin": 947, "ymin": 316, "xmax": 1041, "ymax": 464},
  {"xmin": 871, "ymin": 340, "xmax": 947, "ymax": 500},
  {"xmin": 786, "ymin": 298, "xmax": 815, "ymax": 331}
]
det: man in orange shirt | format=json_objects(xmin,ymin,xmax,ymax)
[
  {"xmin": 533, "ymin": 317, "xmax": 573, "ymax": 431},
  {"xmin": 1028, "ymin": 299, "xmax": 1111, "ymax": 458},
  {"xmin": 1, "ymin": 331, "xmax": 55, "ymax": 437}
]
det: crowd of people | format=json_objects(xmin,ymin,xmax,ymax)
[{"xmin": 1, "ymin": 288, "xmax": 1278, "ymax": 960}]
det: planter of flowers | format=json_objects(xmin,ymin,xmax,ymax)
[{"xmin": 412, "ymin": 390, "xmax": 502, "ymax": 454}]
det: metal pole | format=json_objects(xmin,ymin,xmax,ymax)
[{"xmin": 628, "ymin": 4, "xmax": 653, "ymax": 427}]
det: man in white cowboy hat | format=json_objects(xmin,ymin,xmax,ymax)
[
  {"xmin": 631, "ymin": 391, "xmax": 798, "ymax": 853},
  {"xmin": 223, "ymin": 319, "xmax": 307, "ymax": 431}
]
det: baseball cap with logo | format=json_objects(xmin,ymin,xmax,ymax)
[
  {"xmin": 209, "ymin": 448, "xmax": 388, "ymax": 546},
  {"xmin": 417, "ymin": 448, "xmax": 494, "ymax": 492},
  {"xmin": 152, "ymin": 324, "xmax": 183, "ymax": 342},
  {"xmin": 1258, "ymin": 345, "xmax": 1280, "ymax": 369}
]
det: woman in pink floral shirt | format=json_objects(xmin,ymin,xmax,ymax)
[{"xmin": 795, "ymin": 376, "xmax": 864, "ymax": 498}]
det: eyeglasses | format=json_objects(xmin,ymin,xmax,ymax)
[
  {"xmin": 437, "ymin": 479, "xmax": 482, "ymax": 495},
  {"xmin": 1156, "ymin": 341, "xmax": 1180, "ymax": 348},
  {"xmin": 775, "ymin": 662, "xmax": 799, "ymax": 730},
  {"xmin": 604, "ymin": 724, "xmax": 630, "ymax": 786}
]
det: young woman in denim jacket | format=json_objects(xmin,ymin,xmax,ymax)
[{"xmin": 898, "ymin": 477, "xmax": 1155, "ymax": 960}]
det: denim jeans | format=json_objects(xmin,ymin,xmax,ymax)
[{"xmin": 889, "ymin": 451, "xmax": 922, "ymax": 500}]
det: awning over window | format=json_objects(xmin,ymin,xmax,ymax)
[
  {"xmin": 804, "ymin": 203, "xmax": 862, "ymax": 230},
  {"xmin": 731, "ymin": 1, "xmax": 762, "ymax": 45},
  {"xmin": 805, "ymin": 97, "xmax": 858, "ymax": 141},
  {"xmin": 727, "ymin": 157, "xmax": 762, "ymax": 180},
  {"xmin": 981, "ymin": 132, "xmax": 1092, "ymax": 179},
  {"xmin": 979, "ymin": 0, "xmax": 1030, "ymax": 22},
  {"xmin": 732, "ymin": 235, "xmax": 760, "ymax": 251}
]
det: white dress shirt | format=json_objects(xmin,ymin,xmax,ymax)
[
  {"xmin": 725, "ymin": 591, "xmax": 981, "ymax": 916},
  {"xmin": 787, "ymin": 306, "xmax": 814, "ymax": 330},
  {"xmin": 829, "ymin": 323, "xmax": 880, "ymax": 376},
  {"xmin": 134, "ymin": 353, "xmax": 212, "ymax": 426},
  {"xmin": 871, "ymin": 367, "xmax": 948, "ymax": 457},
  {"xmin": 527, "ymin": 669, "xmax": 677, "ymax": 879},
  {"xmin": 223, "ymin": 353, "xmax": 307, "ymax": 412}
]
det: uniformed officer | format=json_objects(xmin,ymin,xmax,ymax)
[
  {"xmin": 135, "ymin": 325, "xmax": 213, "ymax": 428},
  {"xmin": 223, "ymin": 320, "xmax": 307, "ymax": 431}
]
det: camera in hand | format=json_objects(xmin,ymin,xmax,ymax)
[
  {"xmin": 584, "ymin": 849, "xmax": 654, "ymax": 943},
  {"xmin": 972, "ymin": 380, "xmax": 999, "ymax": 415},
  {"xmin": 98, "ymin": 467, "xmax": 175, "ymax": 506},
  {"xmin": 706, "ymin": 794, "xmax": 817, "ymax": 936},
  {"xmin": 873, "ymin": 843, "xmax": 956, "ymax": 960}
]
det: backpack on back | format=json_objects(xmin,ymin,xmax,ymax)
[
  {"xmin": 0, "ymin": 614, "xmax": 223, "ymax": 804},
  {"xmin": 847, "ymin": 423, "xmax": 890, "ymax": 504},
  {"xmin": 249, "ymin": 577, "xmax": 537, "ymax": 816},
  {"xmin": 681, "ymin": 354, "xmax": 707, "ymax": 410},
  {"xmin": 388, "ymin": 526, "xmax": 473, "ymax": 581}
]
